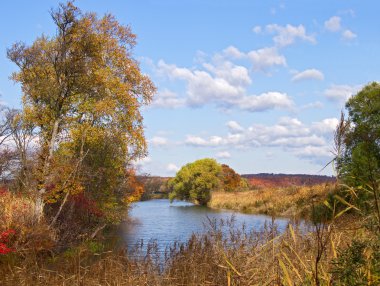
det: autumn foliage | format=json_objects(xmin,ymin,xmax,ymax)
[
  {"xmin": 0, "ymin": 229, "xmax": 15, "ymax": 255},
  {"xmin": 3, "ymin": 1, "xmax": 155, "ymax": 241}
]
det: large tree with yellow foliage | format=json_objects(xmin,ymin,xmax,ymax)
[{"xmin": 7, "ymin": 2, "xmax": 155, "ymax": 225}]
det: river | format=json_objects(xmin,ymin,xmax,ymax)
[{"xmin": 120, "ymin": 199, "xmax": 290, "ymax": 252}]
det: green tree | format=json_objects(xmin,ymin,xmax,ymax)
[
  {"xmin": 7, "ymin": 2, "xmax": 155, "ymax": 221},
  {"xmin": 169, "ymin": 158, "xmax": 222, "ymax": 205},
  {"xmin": 336, "ymin": 82, "xmax": 380, "ymax": 227}
]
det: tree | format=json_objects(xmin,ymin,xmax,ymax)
[
  {"xmin": 169, "ymin": 158, "xmax": 221, "ymax": 205},
  {"xmin": 221, "ymin": 164, "xmax": 242, "ymax": 192},
  {"xmin": 336, "ymin": 82, "xmax": 380, "ymax": 227},
  {"xmin": 7, "ymin": 2, "xmax": 155, "ymax": 221}
]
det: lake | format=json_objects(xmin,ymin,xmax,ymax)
[{"xmin": 120, "ymin": 199, "xmax": 290, "ymax": 252}]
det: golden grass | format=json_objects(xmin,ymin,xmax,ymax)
[
  {"xmin": 0, "ymin": 190, "xmax": 37, "ymax": 230},
  {"xmin": 209, "ymin": 184, "xmax": 335, "ymax": 218},
  {"xmin": 1, "ymin": 216, "xmax": 374, "ymax": 286},
  {"xmin": 0, "ymin": 189, "xmax": 56, "ymax": 252}
]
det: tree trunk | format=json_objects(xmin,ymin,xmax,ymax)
[
  {"xmin": 35, "ymin": 118, "xmax": 61, "ymax": 222},
  {"xmin": 90, "ymin": 223, "xmax": 107, "ymax": 239}
]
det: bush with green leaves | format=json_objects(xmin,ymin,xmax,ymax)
[{"xmin": 168, "ymin": 158, "xmax": 222, "ymax": 205}]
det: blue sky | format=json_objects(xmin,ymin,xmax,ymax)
[{"xmin": 1, "ymin": 1, "xmax": 379, "ymax": 176}]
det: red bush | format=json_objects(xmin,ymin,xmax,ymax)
[{"xmin": 0, "ymin": 229, "xmax": 15, "ymax": 255}]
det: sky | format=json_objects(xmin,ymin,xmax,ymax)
[{"xmin": 1, "ymin": 0, "xmax": 379, "ymax": 177}]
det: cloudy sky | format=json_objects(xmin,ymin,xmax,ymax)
[{"xmin": 1, "ymin": 1, "xmax": 379, "ymax": 176}]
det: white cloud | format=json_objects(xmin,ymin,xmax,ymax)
[
  {"xmin": 291, "ymin": 69, "xmax": 324, "ymax": 82},
  {"xmin": 324, "ymin": 84, "xmax": 361, "ymax": 102},
  {"xmin": 324, "ymin": 16, "xmax": 341, "ymax": 32},
  {"xmin": 157, "ymin": 59, "xmax": 246, "ymax": 107},
  {"xmin": 182, "ymin": 117, "xmax": 339, "ymax": 163},
  {"xmin": 150, "ymin": 136, "xmax": 168, "ymax": 147},
  {"xmin": 222, "ymin": 46, "xmax": 245, "ymax": 59},
  {"xmin": 237, "ymin": 92, "xmax": 293, "ymax": 112},
  {"xmin": 265, "ymin": 24, "xmax": 316, "ymax": 47},
  {"xmin": 203, "ymin": 60, "xmax": 252, "ymax": 87},
  {"xmin": 215, "ymin": 151, "xmax": 231, "ymax": 159},
  {"xmin": 155, "ymin": 59, "xmax": 292, "ymax": 111},
  {"xmin": 167, "ymin": 163, "xmax": 180, "ymax": 173},
  {"xmin": 247, "ymin": 47, "xmax": 287, "ymax": 71},
  {"xmin": 185, "ymin": 135, "xmax": 223, "ymax": 147},
  {"xmin": 226, "ymin": 121, "xmax": 244, "ymax": 133},
  {"xmin": 312, "ymin": 118, "xmax": 339, "ymax": 135},
  {"xmin": 151, "ymin": 89, "xmax": 185, "ymax": 108},
  {"xmin": 222, "ymin": 46, "xmax": 286, "ymax": 71},
  {"xmin": 324, "ymin": 16, "xmax": 357, "ymax": 41},
  {"xmin": 342, "ymin": 29, "xmax": 357, "ymax": 40}
]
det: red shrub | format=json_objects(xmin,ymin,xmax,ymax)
[{"xmin": 0, "ymin": 229, "xmax": 15, "ymax": 255}]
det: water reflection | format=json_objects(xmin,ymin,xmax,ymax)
[{"xmin": 121, "ymin": 199, "xmax": 290, "ymax": 252}]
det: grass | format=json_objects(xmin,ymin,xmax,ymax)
[
  {"xmin": 1, "ymin": 184, "xmax": 379, "ymax": 285},
  {"xmin": 1, "ymin": 216, "xmax": 377, "ymax": 285},
  {"xmin": 209, "ymin": 184, "xmax": 335, "ymax": 218}
]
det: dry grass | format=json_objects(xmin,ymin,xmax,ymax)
[
  {"xmin": 0, "ymin": 189, "xmax": 56, "ymax": 253},
  {"xmin": 0, "ymin": 189, "xmax": 37, "ymax": 230},
  {"xmin": 209, "ymin": 184, "xmax": 335, "ymax": 218},
  {"xmin": 1, "ymin": 217, "xmax": 373, "ymax": 286}
]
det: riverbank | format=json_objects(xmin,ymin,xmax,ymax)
[
  {"xmin": 208, "ymin": 184, "xmax": 335, "ymax": 218},
  {"xmin": 1, "ymin": 214, "xmax": 376, "ymax": 285}
]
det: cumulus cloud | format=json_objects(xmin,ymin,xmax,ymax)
[
  {"xmin": 237, "ymin": 92, "xmax": 293, "ymax": 112},
  {"xmin": 185, "ymin": 135, "xmax": 223, "ymax": 147},
  {"xmin": 155, "ymin": 59, "xmax": 293, "ymax": 111},
  {"xmin": 202, "ymin": 60, "xmax": 252, "ymax": 87},
  {"xmin": 324, "ymin": 16, "xmax": 341, "ymax": 32},
  {"xmin": 247, "ymin": 47, "xmax": 287, "ymax": 71},
  {"xmin": 150, "ymin": 136, "xmax": 168, "ymax": 147},
  {"xmin": 265, "ymin": 24, "xmax": 316, "ymax": 47},
  {"xmin": 312, "ymin": 118, "xmax": 340, "ymax": 134},
  {"xmin": 226, "ymin": 121, "xmax": 244, "ymax": 133},
  {"xmin": 151, "ymin": 89, "xmax": 185, "ymax": 108},
  {"xmin": 222, "ymin": 45, "xmax": 287, "ymax": 71},
  {"xmin": 215, "ymin": 151, "xmax": 231, "ymax": 159},
  {"xmin": 182, "ymin": 117, "xmax": 339, "ymax": 163},
  {"xmin": 342, "ymin": 29, "xmax": 357, "ymax": 40},
  {"xmin": 167, "ymin": 163, "xmax": 180, "ymax": 173},
  {"xmin": 324, "ymin": 84, "xmax": 361, "ymax": 102},
  {"xmin": 324, "ymin": 16, "xmax": 357, "ymax": 41},
  {"xmin": 291, "ymin": 69, "xmax": 324, "ymax": 82}
]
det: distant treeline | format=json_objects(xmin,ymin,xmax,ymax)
[
  {"xmin": 242, "ymin": 173, "xmax": 336, "ymax": 188},
  {"xmin": 136, "ymin": 173, "xmax": 336, "ymax": 200}
]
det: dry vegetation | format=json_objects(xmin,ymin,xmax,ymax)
[
  {"xmin": 209, "ymin": 184, "xmax": 335, "ymax": 218},
  {"xmin": 1, "ymin": 217, "xmax": 377, "ymax": 286}
]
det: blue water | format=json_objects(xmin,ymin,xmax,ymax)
[{"xmin": 121, "ymin": 199, "xmax": 290, "ymax": 251}]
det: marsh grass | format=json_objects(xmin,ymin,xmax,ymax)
[
  {"xmin": 209, "ymin": 184, "xmax": 335, "ymax": 218},
  {"xmin": 2, "ymin": 216, "xmax": 373, "ymax": 286}
]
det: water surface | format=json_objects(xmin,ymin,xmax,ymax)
[{"xmin": 121, "ymin": 199, "xmax": 289, "ymax": 251}]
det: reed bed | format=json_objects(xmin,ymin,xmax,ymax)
[
  {"xmin": 1, "ymin": 216, "xmax": 373, "ymax": 286},
  {"xmin": 209, "ymin": 184, "xmax": 335, "ymax": 218}
]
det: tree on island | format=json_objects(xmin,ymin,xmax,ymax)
[
  {"xmin": 168, "ymin": 159, "xmax": 248, "ymax": 205},
  {"xmin": 169, "ymin": 158, "xmax": 222, "ymax": 205}
]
